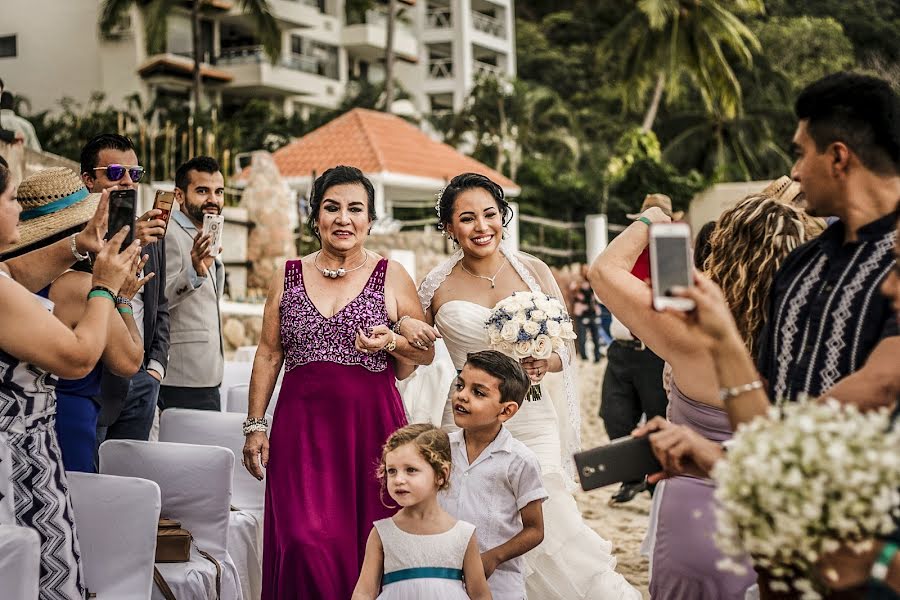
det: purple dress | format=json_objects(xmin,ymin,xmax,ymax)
[
  {"xmin": 649, "ymin": 380, "xmax": 756, "ymax": 599},
  {"xmin": 262, "ymin": 258, "xmax": 408, "ymax": 600}
]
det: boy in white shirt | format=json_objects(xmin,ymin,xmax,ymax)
[{"xmin": 440, "ymin": 350, "xmax": 548, "ymax": 600}]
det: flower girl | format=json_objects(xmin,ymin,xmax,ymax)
[{"xmin": 352, "ymin": 424, "xmax": 492, "ymax": 600}]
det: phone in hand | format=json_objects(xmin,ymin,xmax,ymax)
[
  {"xmin": 574, "ymin": 435, "xmax": 663, "ymax": 491},
  {"xmin": 152, "ymin": 190, "xmax": 175, "ymax": 231},
  {"xmin": 106, "ymin": 189, "xmax": 136, "ymax": 249},
  {"xmin": 649, "ymin": 222, "xmax": 695, "ymax": 311},
  {"xmin": 202, "ymin": 213, "xmax": 224, "ymax": 257}
]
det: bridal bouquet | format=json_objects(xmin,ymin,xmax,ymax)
[
  {"xmin": 712, "ymin": 399, "xmax": 900, "ymax": 599},
  {"xmin": 485, "ymin": 291, "xmax": 576, "ymax": 400}
]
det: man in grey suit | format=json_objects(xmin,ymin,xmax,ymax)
[{"xmin": 158, "ymin": 156, "xmax": 225, "ymax": 411}]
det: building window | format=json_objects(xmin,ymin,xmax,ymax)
[
  {"xmin": 289, "ymin": 35, "xmax": 339, "ymax": 80},
  {"xmin": 0, "ymin": 35, "xmax": 17, "ymax": 58}
]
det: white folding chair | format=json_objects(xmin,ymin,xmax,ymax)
[
  {"xmin": 220, "ymin": 361, "xmax": 254, "ymax": 397},
  {"xmin": 160, "ymin": 410, "xmax": 267, "ymax": 600},
  {"xmin": 232, "ymin": 346, "xmax": 258, "ymax": 362},
  {"xmin": 67, "ymin": 472, "xmax": 161, "ymax": 600},
  {"xmin": 0, "ymin": 525, "xmax": 40, "ymax": 600},
  {"xmin": 226, "ymin": 383, "xmax": 281, "ymax": 417},
  {"xmin": 100, "ymin": 440, "xmax": 243, "ymax": 600}
]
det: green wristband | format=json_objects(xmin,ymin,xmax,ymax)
[
  {"xmin": 117, "ymin": 306, "xmax": 134, "ymax": 315},
  {"xmin": 637, "ymin": 216, "xmax": 653, "ymax": 227},
  {"xmin": 871, "ymin": 541, "xmax": 899, "ymax": 581},
  {"xmin": 88, "ymin": 289, "xmax": 115, "ymax": 303}
]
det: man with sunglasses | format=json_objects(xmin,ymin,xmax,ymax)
[{"xmin": 80, "ymin": 133, "xmax": 170, "ymax": 447}]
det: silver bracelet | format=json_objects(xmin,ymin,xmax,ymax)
[
  {"xmin": 115, "ymin": 295, "xmax": 133, "ymax": 308},
  {"xmin": 719, "ymin": 380, "xmax": 764, "ymax": 402},
  {"xmin": 242, "ymin": 417, "xmax": 268, "ymax": 436},
  {"xmin": 392, "ymin": 315, "xmax": 410, "ymax": 335},
  {"xmin": 70, "ymin": 234, "xmax": 90, "ymax": 262}
]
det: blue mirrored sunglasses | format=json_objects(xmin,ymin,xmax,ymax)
[{"xmin": 93, "ymin": 164, "xmax": 145, "ymax": 183}]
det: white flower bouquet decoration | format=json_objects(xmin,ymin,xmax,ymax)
[
  {"xmin": 485, "ymin": 291, "xmax": 577, "ymax": 401},
  {"xmin": 712, "ymin": 399, "xmax": 900, "ymax": 599}
]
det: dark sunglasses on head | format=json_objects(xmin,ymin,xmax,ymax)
[{"xmin": 93, "ymin": 164, "xmax": 145, "ymax": 183}]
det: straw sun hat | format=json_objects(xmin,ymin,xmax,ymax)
[
  {"xmin": 626, "ymin": 193, "xmax": 685, "ymax": 221},
  {"xmin": 761, "ymin": 175, "xmax": 805, "ymax": 206},
  {"xmin": 3, "ymin": 167, "xmax": 100, "ymax": 255}
]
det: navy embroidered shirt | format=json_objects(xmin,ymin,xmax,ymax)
[{"xmin": 757, "ymin": 210, "xmax": 898, "ymax": 402}]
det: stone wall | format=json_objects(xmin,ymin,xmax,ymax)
[{"xmin": 366, "ymin": 230, "xmax": 454, "ymax": 284}]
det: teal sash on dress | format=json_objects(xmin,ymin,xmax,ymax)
[{"xmin": 381, "ymin": 567, "xmax": 464, "ymax": 585}]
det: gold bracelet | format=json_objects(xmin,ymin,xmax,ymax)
[
  {"xmin": 385, "ymin": 331, "xmax": 397, "ymax": 353},
  {"xmin": 719, "ymin": 380, "xmax": 764, "ymax": 402}
]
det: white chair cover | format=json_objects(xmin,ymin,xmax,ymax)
[
  {"xmin": 160, "ymin": 409, "xmax": 267, "ymax": 600},
  {"xmin": 220, "ymin": 361, "xmax": 253, "ymax": 396},
  {"xmin": 100, "ymin": 440, "xmax": 243, "ymax": 600},
  {"xmin": 67, "ymin": 472, "xmax": 161, "ymax": 600},
  {"xmin": 0, "ymin": 525, "xmax": 40, "ymax": 600},
  {"xmin": 226, "ymin": 384, "xmax": 280, "ymax": 416},
  {"xmin": 232, "ymin": 346, "xmax": 258, "ymax": 362}
]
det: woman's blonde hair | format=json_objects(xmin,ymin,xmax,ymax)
[
  {"xmin": 377, "ymin": 423, "xmax": 452, "ymax": 494},
  {"xmin": 704, "ymin": 194, "xmax": 825, "ymax": 358}
]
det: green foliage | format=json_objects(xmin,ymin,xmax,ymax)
[
  {"xmin": 29, "ymin": 94, "xmax": 120, "ymax": 164},
  {"xmin": 607, "ymin": 158, "xmax": 706, "ymax": 225},
  {"xmin": 752, "ymin": 17, "xmax": 855, "ymax": 89}
]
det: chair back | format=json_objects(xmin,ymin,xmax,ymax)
[
  {"xmin": 99, "ymin": 439, "xmax": 234, "ymax": 554},
  {"xmin": 0, "ymin": 525, "xmax": 40, "ymax": 600},
  {"xmin": 220, "ymin": 361, "xmax": 253, "ymax": 397},
  {"xmin": 159, "ymin": 409, "xmax": 266, "ymax": 512},
  {"xmin": 67, "ymin": 472, "xmax": 161, "ymax": 600}
]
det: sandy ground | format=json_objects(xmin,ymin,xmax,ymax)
[{"xmin": 573, "ymin": 358, "xmax": 652, "ymax": 597}]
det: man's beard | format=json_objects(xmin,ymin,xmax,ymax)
[{"xmin": 186, "ymin": 201, "xmax": 221, "ymax": 224}]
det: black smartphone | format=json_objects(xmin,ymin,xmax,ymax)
[
  {"xmin": 107, "ymin": 189, "xmax": 136, "ymax": 249},
  {"xmin": 574, "ymin": 435, "xmax": 663, "ymax": 492}
]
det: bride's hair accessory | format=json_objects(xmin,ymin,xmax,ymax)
[{"xmin": 434, "ymin": 173, "xmax": 511, "ymax": 235}]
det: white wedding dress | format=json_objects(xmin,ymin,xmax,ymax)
[{"xmin": 401, "ymin": 245, "xmax": 640, "ymax": 599}]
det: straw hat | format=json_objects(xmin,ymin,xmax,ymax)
[
  {"xmin": 3, "ymin": 167, "xmax": 100, "ymax": 255},
  {"xmin": 626, "ymin": 193, "xmax": 685, "ymax": 221},
  {"xmin": 761, "ymin": 175, "xmax": 805, "ymax": 206}
]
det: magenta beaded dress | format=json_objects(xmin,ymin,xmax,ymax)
[{"xmin": 262, "ymin": 258, "xmax": 408, "ymax": 600}]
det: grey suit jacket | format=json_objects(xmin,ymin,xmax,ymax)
[{"xmin": 162, "ymin": 210, "xmax": 224, "ymax": 388}]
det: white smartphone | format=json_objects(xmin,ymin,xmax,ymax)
[
  {"xmin": 202, "ymin": 213, "xmax": 224, "ymax": 257},
  {"xmin": 649, "ymin": 222, "xmax": 695, "ymax": 311}
]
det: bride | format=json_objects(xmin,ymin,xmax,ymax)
[{"xmin": 396, "ymin": 173, "xmax": 640, "ymax": 599}]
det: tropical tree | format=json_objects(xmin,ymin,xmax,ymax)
[
  {"xmin": 600, "ymin": 0, "xmax": 765, "ymax": 131},
  {"xmin": 99, "ymin": 0, "xmax": 280, "ymax": 115}
]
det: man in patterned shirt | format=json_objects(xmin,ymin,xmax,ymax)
[{"xmin": 756, "ymin": 71, "xmax": 900, "ymax": 410}]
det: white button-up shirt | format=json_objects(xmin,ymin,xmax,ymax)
[{"xmin": 439, "ymin": 427, "xmax": 548, "ymax": 600}]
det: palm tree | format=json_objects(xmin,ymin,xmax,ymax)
[
  {"xmin": 601, "ymin": 0, "xmax": 764, "ymax": 131},
  {"xmin": 99, "ymin": 0, "xmax": 280, "ymax": 115}
]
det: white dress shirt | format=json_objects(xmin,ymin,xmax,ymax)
[{"xmin": 439, "ymin": 427, "xmax": 548, "ymax": 600}]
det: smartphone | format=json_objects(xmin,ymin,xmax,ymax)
[
  {"xmin": 649, "ymin": 222, "xmax": 695, "ymax": 311},
  {"xmin": 574, "ymin": 435, "xmax": 663, "ymax": 492},
  {"xmin": 106, "ymin": 189, "xmax": 136, "ymax": 249},
  {"xmin": 203, "ymin": 213, "xmax": 224, "ymax": 257},
  {"xmin": 153, "ymin": 190, "xmax": 175, "ymax": 230}
]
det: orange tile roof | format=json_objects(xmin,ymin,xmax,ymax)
[{"xmin": 265, "ymin": 108, "xmax": 518, "ymax": 192}]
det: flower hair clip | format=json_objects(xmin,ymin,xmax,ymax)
[{"xmin": 434, "ymin": 185, "xmax": 447, "ymax": 234}]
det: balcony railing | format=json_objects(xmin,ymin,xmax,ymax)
[
  {"xmin": 426, "ymin": 8, "xmax": 452, "ymax": 28},
  {"xmin": 471, "ymin": 12, "xmax": 505, "ymax": 39},
  {"xmin": 428, "ymin": 58, "xmax": 454, "ymax": 79},
  {"xmin": 473, "ymin": 59, "xmax": 503, "ymax": 77},
  {"xmin": 218, "ymin": 45, "xmax": 338, "ymax": 79}
]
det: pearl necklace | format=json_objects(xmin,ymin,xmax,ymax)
[
  {"xmin": 461, "ymin": 257, "xmax": 507, "ymax": 288},
  {"xmin": 314, "ymin": 250, "xmax": 369, "ymax": 279}
]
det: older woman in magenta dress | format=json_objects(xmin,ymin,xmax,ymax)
[{"xmin": 241, "ymin": 166, "xmax": 433, "ymax": 600}]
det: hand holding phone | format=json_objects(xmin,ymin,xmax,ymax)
[
  {"xmin": 574, "ymin": 435, "xmax": 663, "ymax": 492},
  {"xmin": 106, "ymin": 189, "xmax": 136, "ymax": 250},
  {"xmin": 650, "ymin": 222, "xmax": 695, "ymax": 311},
  {"xmin": 153, "ymin": 190, "xmax": 175, "ymax": 228}
]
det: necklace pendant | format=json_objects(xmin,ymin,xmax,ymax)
[
  {"xmin": 337, "ymin": 268, "xmax": 346, "ymax": 278},
  {"xmin": 491, "ymin": 281, "xmax": 495, "ymax": 288}
]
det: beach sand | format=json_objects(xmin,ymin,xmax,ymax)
[{"xmin": 574, "ymin": 358, "xmax": 652, "ymax": 597}]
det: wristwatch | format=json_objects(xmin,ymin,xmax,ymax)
[{"xmin": 871, "ymin": 541, "xmax": 899, "ymax": 582}]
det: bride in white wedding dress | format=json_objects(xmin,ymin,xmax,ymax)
[{"xmin": 396, "ymin": 173, "xmax": 640, "ymax": 599}]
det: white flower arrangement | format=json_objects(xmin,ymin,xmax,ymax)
[
  {"xmin": 712, "ymin": 398, "xmax": 900, "ymax": 599},
  {"xmin": 485, "ymin": 291, "xmax": 576, "ymax": 400}
]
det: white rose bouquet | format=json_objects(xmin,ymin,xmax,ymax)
[
  {"xmin": 712, "ymin": 399, "xmax": 900, "ymax": 599},
  {"xmin": 485, "ymin": 291, "xmax": 576, "ymax": 401}
]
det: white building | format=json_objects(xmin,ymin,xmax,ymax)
[{"xmin": 0, "ymin": 0, "xmax": 515, "ymax": 117}]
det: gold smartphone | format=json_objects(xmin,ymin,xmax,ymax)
[{"xmin": 153, "ymin": 190, "xmax": 175, "ymax": 231}]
